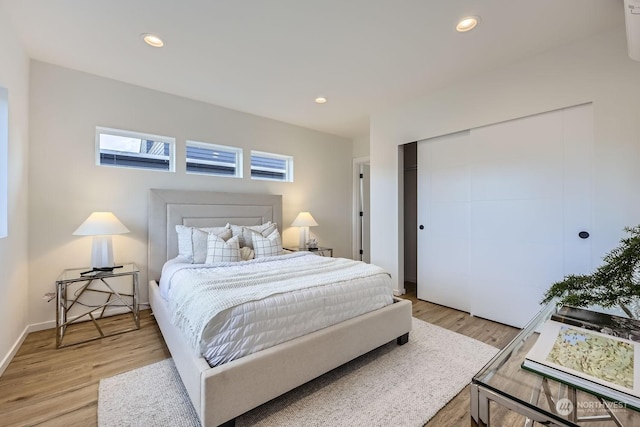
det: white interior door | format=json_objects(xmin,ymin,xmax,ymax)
[{"xmin": 417, "ymin": 104, "xmax": 592, "ymax": 327}]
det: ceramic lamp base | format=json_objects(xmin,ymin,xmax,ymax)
[{"xmin": 90, "ymin": 235, "xmax": 114, "ymax": 268}]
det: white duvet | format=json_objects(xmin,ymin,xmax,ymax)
[{"xmin": 160, "ymin": 252, "xmax": 394, "ymax": 366}]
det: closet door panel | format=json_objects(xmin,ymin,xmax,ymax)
[
  {"xmin": 417, "ymin": 132, "xmax": 470, "ymax": 312},
  {"xmin": 562, "ymin": 105, "xmax": 593, "ymax": 274},
  {"xmin": 467, "ymin": 111, "xmax": 565, "ymax": 326}
]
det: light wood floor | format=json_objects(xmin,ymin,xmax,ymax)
[
  {"xmin": 0, "ymin": 310, "xmax": 170, "ymax": 427},
  {"xmin": 0, "ymin": 293, "xmax": 519, "ymax": 427}
]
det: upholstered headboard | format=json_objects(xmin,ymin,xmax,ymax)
[{"xmin": 148, "ymin": 189, "xmax": 283, "ymax": 282}]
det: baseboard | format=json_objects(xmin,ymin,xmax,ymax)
[
  {"xmin": 0, "ymin": 324, "xmax": 29, "ymax": 377},
  {"xmin": 28, "ymin": 319, "xmax": 55, "ymax": 333}
]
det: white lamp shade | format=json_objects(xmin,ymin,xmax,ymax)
[
  {"xmin": 291, "ymin": 212, "xmax": 318, "ymax": 227},
  {"xmin": 73, "ymin": 212, "xmax": 129, "ymax": 268},
  {"xmin": 73, "ymin": 212, "xmax": 130, "ymax": 236}
]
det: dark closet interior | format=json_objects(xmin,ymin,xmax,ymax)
[{"xmin": 403, "ymin": 142, "xmax": 417, "ymax": 294}]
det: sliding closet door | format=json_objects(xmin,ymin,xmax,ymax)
[
  {"xmin": 417, "ymin": 131, "xmax": 471, "ymax": 312},
  {"xmin": 467, "ymin": 110, "xmax": 561, "ymax": 326},
  {"xmin": 417, "ymin": 104, "xmax": 592, "ymax": 327}
]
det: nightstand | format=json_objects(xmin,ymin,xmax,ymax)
[
  {"xmin": 283, "ymin": 247, "xmax": 333, "ymax": 257},
  {"xmin": 55, "ymin": 263, "xmax": 139, "ymax": 348}
]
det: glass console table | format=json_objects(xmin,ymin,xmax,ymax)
[{"xmin": 471, "ymin": 301, "xmax": 639, "ymax": 426}]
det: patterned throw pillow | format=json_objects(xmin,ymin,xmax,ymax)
[
  {"xmin": 230, "ymin": 222, "xmax": 276, "ymax": 249},
  {"xmin": 251, "ymin": 229, "xmax": 283, "ymax": 258},
  {"xmin": 193, "ymin": 228, "xmax": 231, "ymax": 263},
  {"xmin": 205, "ymin": 234, "xmax": 241, "ymax": 263},
  {"xmin": 175, "ymin": 224, "xmax": 231, "ymax": 263}
]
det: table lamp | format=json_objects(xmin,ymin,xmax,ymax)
[
  {"xmin": 73, "ymin": 212, "xmax": 129, "ymax": 269},
  {"xmin": 291, "ymin": 211, "xmax": 318, "ymax": 249}
]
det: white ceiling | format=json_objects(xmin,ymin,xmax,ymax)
[{"xmin": 1, "ymin": 0, "xmax": 625, "ymax": 139}]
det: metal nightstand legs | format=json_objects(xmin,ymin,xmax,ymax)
[{"xmin": 56, "ymin": 267, "xmax": 139, "ymax": 348}]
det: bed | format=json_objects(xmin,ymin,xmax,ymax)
[{"xmin": 147, "ymin": 189, "xmax": 413, "ymax": 426}]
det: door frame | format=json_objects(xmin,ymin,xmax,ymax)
[{"xmin": 352, "ymin": 156, "xmax": 369, "ymax": 261}]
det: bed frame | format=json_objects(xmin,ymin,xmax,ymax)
[{"xmin": 147, "ymin": 189, "xmax": 413, "ymax": 426}]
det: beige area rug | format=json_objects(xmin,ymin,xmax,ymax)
[{"xmin": 98, "ymin": 318, "xmax": 497, "ymax": 427}]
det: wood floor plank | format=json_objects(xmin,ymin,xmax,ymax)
[
  {"xmin": 3, "ymin": 384, "xmax": 96, "ymax": 427},
  {"xmin": 0, "ymin": 295, "xmax": 553, "ymax": 426},
  {"xmin": 35, "ymin": 404, "xmax": 97, "ymax": 427}
]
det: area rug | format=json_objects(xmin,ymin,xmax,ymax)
[{"xmin": 98, "ymin": 318, "xmax": 497, "ymax": 427}]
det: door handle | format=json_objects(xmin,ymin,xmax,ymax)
[
  {"xmin": 578, "ymin": 231, "xmax": 589, "ymax": 239},
  {"xmin": 419, "ymin": 225, "xmax": 424, "ymax": 230}
]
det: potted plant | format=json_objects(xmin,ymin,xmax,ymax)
[{"xmin": 542, "ymin": 225, "xmax": 640, "ymax": 318}]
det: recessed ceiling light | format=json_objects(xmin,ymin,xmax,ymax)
[
  {"xmin": 142, "ymin": 33, "xmax": 165, "ymax": 48},
  {"xmin": 315, "ymin": 97, "xmax": 327, "ymax": 104},
  {"xmin": 456, "ymin": 16, "xmax": 479, "ymax": 32}
]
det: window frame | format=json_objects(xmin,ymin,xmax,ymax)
[
  {"xmin": 95, "ymin": 126, "xmax": 176, "ymax": 172},
  {"xmin": 250, "ymin": 150, "xmax": 294, "ymax": 182},
  {"xmin": 185, "ymin": 140, "xmax": 243, "ymax": 178}
]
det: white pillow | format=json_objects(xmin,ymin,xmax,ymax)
[
  {"xmin": 205, "ymin": 234, "xmax": 240, "ymax": 263},
  {"xmin": 176, "ymin": 225, "xmax": 195, "ymax": 260},
  {"xmin": 229, "ymin": 222, "xmax": 276, "ymax": 249},
  {"xmin": 175, "ymin": 224, "xmax": 231, "ymax": 263},
  {"xmin": 252, "ymin": 228, "xmax": 283, "ymax": 258}
]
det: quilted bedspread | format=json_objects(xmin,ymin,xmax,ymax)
[{"xmin": 163, "ymin": 252, "xmax": 393, "ymax": 365}]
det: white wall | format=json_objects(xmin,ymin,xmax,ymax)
[
  {"xmin": 0, "ymin": 3, "xmax": 30, "ymax": 372},
  {"xmin": 28, "ymin": 61, "xmax": 352, "ymax": 327},
  {"xmin": 352, "ymin": 133, "xmax": 370, "ymax": 159},
  {"xmin": 370, "ymin": 26, "xmax": 640, "ymax": 294}
]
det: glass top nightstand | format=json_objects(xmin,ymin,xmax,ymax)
[
  {"xmin": 283, "ymin": 247, "xmax": 333, "ymax": 257},
  {"xmin": 471, "ymin": 301, "xmax": 640, "ymax": 426},
  {"xmin": 55, "ymin": 263, "xmax": 139, "ymax": 348}
]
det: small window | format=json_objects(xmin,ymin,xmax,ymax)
[
  {"xmin": 250, "ymin": 151, "xmax": 293, "ymax": 182},
  {"xmin": 186, "ymin": 141, "xmax": 243, "ymax": 178},
  {"xmin": 96, "ymin": 127, "xmax": 175, "ymax": 172},
  {"xmin": 0, "ymin": 87, "xmax": 7, "ymax": 238}
]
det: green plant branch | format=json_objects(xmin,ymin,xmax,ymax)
[{"xmin": 542, "ymin": 225, "xmax": 640, "ymax": 313}]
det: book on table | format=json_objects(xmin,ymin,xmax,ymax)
[
  {"xmin": 522, "ymin": 316, "xmax": 640, "ymax": 408},
  {"xmin": 551, "ymin": 306, "xmax": 640, "ymax": 342}
]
